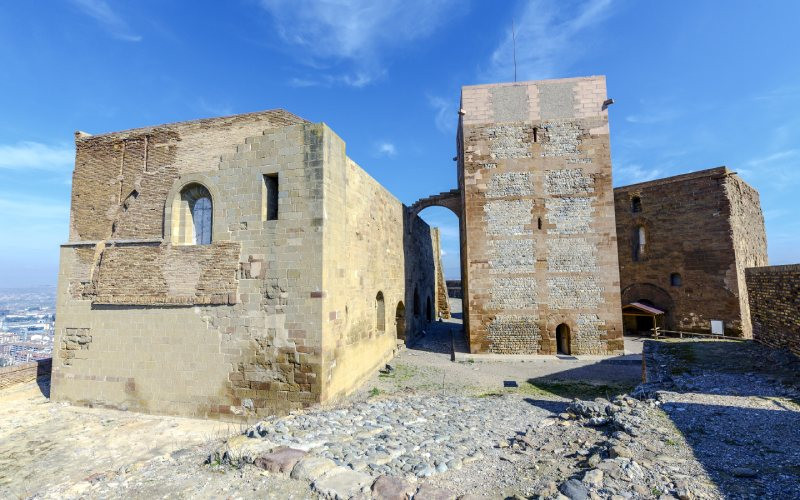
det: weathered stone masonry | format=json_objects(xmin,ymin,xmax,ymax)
[
  {"xmin": 614, "ymin": 167, "xmax": 767, "ymax": 337},
  {"xmin": 458, "ymin": 77, "xmax": 624, "ymax": 355},
  {"xmin": 53, "ymin": 110, "xmax": 437, "ymax": 421},
  {"xmin": 746, "ymin": 264, "xmax": 800, "ymax": 355}
]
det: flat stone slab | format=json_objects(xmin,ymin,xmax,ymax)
[
  {"xmin": 290, "ymin": 456, "xmax": 337, "ymax": 482},
  {"xmin": 220, "ymin": 434, "xmax": 276, "ymax": 464},
  {"xmin": 371, "ymin": 475, "xmax": 415, "ymax": 500},
  {"xmin": 253, "ymin": 447, "xmax": 306, "ymax": 474},
  {"xmin": 414, "ymin": 483, "xmax": 456, "ymax": 500},
  {"xmin": 312, "ymin": 466, "xmax": 372, "ymax": 499}
]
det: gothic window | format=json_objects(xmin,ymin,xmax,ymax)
[{"xmin": 175, "ymin": 184, "xmax": 213, "ymax": 245}]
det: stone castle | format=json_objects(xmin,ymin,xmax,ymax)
[{"xmin": 53, "ymin": 75, "xmax": 769, "ymax": 420}]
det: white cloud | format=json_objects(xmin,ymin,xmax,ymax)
[
  {"xmin": 746, "ymin": 149, "xmax": 799, "ymax": 167},
  {"xmin": 615, "ymin": 164, "xmax": 661, "ymax": 185},
  {"xmin": 0, "ymin": 142, "xmax": 74, "ymax": 170},
  {"xmin": 197, "ymin": 98, "xmax": 234, "ymax": 117},
  {"xmin": 483, "ymin": 0, "xmax": 614, "ymax": 82},
  {"xmin": 625, "ymin": 109, "xmax": 680, "ymax": 124},
  {"xmin": 376, "ymin": 142, "xmax": 397, "ymax": 158},
  {"xmin": 71, "ymin": 0, "xmax": 141, "ymax": 42},
  {"xmin": 428, "ymin": 95, "xmax": 456, "ymax": 133},
  {"xmin": 743, "ymin": 149, "xmax": 800, "ymax": 190},
  {"xmin": 259, "ymin": 0, "xmax": 456, "ymax": 87}
]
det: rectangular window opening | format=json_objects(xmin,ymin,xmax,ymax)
[
  {"xmin": 710, "ymin": 320, "xmax": 724, "ymax": 335},
  {"xmin": 263, "ymin": 173, "xmax": 279, "ymax": 221}
]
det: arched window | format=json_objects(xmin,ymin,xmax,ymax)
[
  {"xmin": 670, "ymin": 273, "xmax": 682, "ymax": 287},
  {"xmin": 413, "ymin": 288, "xmax": 420, "ymax": 316},
  {"xmin": 633, "ymin": 225, "xmax": 646, "ymax": 261},
  {"xmin": 174, "ymin": 184, "xmax": 213, "ymax": 245},
  {"xmin": 376, "ymin": 292, "xmax": 385, "ymax": 332},
  {"xmin": 631, "ymin": 196, "xmax": 642, "ymax": 213}
]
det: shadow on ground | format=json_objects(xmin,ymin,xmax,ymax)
[{"xmin": 647, "ymin": 339, "xmax": 800, "ymax": 498}]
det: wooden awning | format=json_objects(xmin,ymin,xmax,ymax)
[{"xmin": 622, "ymin": 302, "xmax": 665, "ymax": 316}]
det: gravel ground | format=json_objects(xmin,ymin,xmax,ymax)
[{"xmin": 3, "ymin": 307, "xmax": 798, "ymax": 499}]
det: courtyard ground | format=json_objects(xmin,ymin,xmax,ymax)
[{"xmin": 1, "ymin": 302, "xmax": 798, "ymax": 499}]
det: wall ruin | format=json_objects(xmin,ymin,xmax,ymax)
[
  {"xmin": 53, "ymin": 112, "xmax": 437, "ymax": 421},
  {"xmin": 614, "ymin": 167, "xmax": 768, "ymax": 337},
  {"xmin": 746, "ymin": 264, "xmax": 800, "ymax": 354}
]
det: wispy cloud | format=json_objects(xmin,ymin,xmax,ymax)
[
  {"xmin": 0, "ymin": 142, "xmax": 74, "ymax": 171},
  {"xmin": 743, "ymin": 149, "xmax": 800, "ymax": 190},
  {"xmin": 375, "ymin": 142, "xmax": 398, "ymax": 158},
  {"xmin": 428, "ymin": 95, "xmax": 456, "ymax": 134},
  {"xmin": 197, "ymin": 98, "xmax": 234, "ymax": 117},
  {"xmin": 484, "ymin": 0, "xmax": 614, "ymax": 82},
  {"xmin": 71, "ymin": 0, "xmax": 141, "ymax": 42},
  {"xmin": 625, "ymin": 109, "xmax": 681, "ymax": 124},
  {"xmin": 746, "ymin": 149, "xmax": 799, "ymax": 167},
  {"xmin": 259, "ymin": 0, "xmax": 456, "ymax": 87},
  {"xmin": 615, "ymin": 163, "xmax": 662, "ymax": 185}
]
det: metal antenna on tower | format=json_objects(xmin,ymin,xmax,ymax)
[{"xmin": 512, "ymin": 19, "xmax": 517, "ymax": 82}]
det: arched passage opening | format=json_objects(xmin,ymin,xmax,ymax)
[
  {"xmin": 556, "ymin": 323, "xmax": 571, "ymax": 355},
  {"xmin": 395, "ymin": 301, "xmax": 406, "ymax": 341},
  {"xmin": 414, "ymin": 205, "xmax": 463, "ymax": 322}
]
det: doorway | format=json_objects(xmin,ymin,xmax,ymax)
[
  {"xmin": 395, "ymin": 302, "xmax": 406, "ymax": 341},
  {"xmin": 556, "ymin": 323, "xmax": 571, "ymax": 355}
]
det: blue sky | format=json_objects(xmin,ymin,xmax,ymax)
[{"xmin": 1, "ymin": 0, "xmax": 798, "ymax": 287}]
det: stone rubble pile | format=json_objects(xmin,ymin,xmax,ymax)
[{"xmin": 208, "ymin": 392, "xmax": 723, "ymax": 499}]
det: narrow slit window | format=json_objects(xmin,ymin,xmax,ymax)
[
  {"xmin": 633, "ymin": 225, "xmax": 646, "ymax": 261},
  {"xmin": 263, "ymin": 173, "xmax": 279, "ymax": 221},
  {"xmin": 533, "ymin": 127, "xmax": 538, "ymax": 143},
  {"xmin": 537, "ymin": 217, "xmax": 543, "ymax": 230}
]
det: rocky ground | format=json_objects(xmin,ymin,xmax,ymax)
[{"xmin": 2, "ymin": 310, "xmax": 799, "ymax": 499}]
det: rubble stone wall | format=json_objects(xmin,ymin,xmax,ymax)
[
  {"xmin": 614, "ymin": 168, "xmax": 767, "ymax": 337},
  {"xmin": 0, "ymin": 359, "xmax": 51, "ymax": 390},
  {"xmin": 54, "ymin": 112, "xmax": 436, "ymax": 421},
  {"xmin": 458, "ymin": 76, "xmax": 624, "ymax": 355},
  {"xmin": 746, "ymin": 264, "xmax": 800, "ymax": 355}
]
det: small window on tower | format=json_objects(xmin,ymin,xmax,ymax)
[
  {"xmin": 262, "ymin": 173, "xmax": 279, "ymax": 221},
  {"xmin": 670, "ymin": 273, "xmax": 682, "ymax": 287},
  {"xmin": 631, "ymin": 196, "xmax": 642, "ymax": 213}
]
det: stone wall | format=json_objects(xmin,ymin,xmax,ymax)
[
  {"xmin": 458, "ymin": 76, "xmax": 624, "ymax": 355},
  {"xmin": 54, "ymin": 111, "xmax": 437, "ymax": 421},
  {"xmin": 614, "ymin": 167, "xmax": 768, "ymax": 337},
  {"xmin": 317, "ymin": 128, "xmax": 435, "ymax": 403},
  {"xmin": 746, "ymin": 264, "xmax": 800, "ymax": 355},
  {"xmin": 0, "ymin": 359, "xmax": 51, "ymax": 390}
]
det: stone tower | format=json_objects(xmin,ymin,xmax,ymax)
[{"xmin": 457, "ymin": 76, "xmax": 624, "ymax": 355}]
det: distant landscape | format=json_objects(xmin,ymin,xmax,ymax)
[{"xmin": 0, "ymin": 286, "xmax": 55, "ymax": 366}]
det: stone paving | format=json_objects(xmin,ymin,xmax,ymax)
[{"xmin": 241, "ymin": 395, "xmax": 551, "ymax": 478}]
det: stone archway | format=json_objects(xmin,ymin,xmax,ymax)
[
  {"xmin": 395, "ymin": 301, "xmax": 406, "ymax": 341},
  {"xmin": 408, "ymin": 188, "xmax": 461, "ymax": 220},
  {"xmin": 621, "ymin": 282, "xmax": 675, "ymax": 330},
  {"xmin": 556, "ymin": 323, "xmax": 571, "ymax": 355}
]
